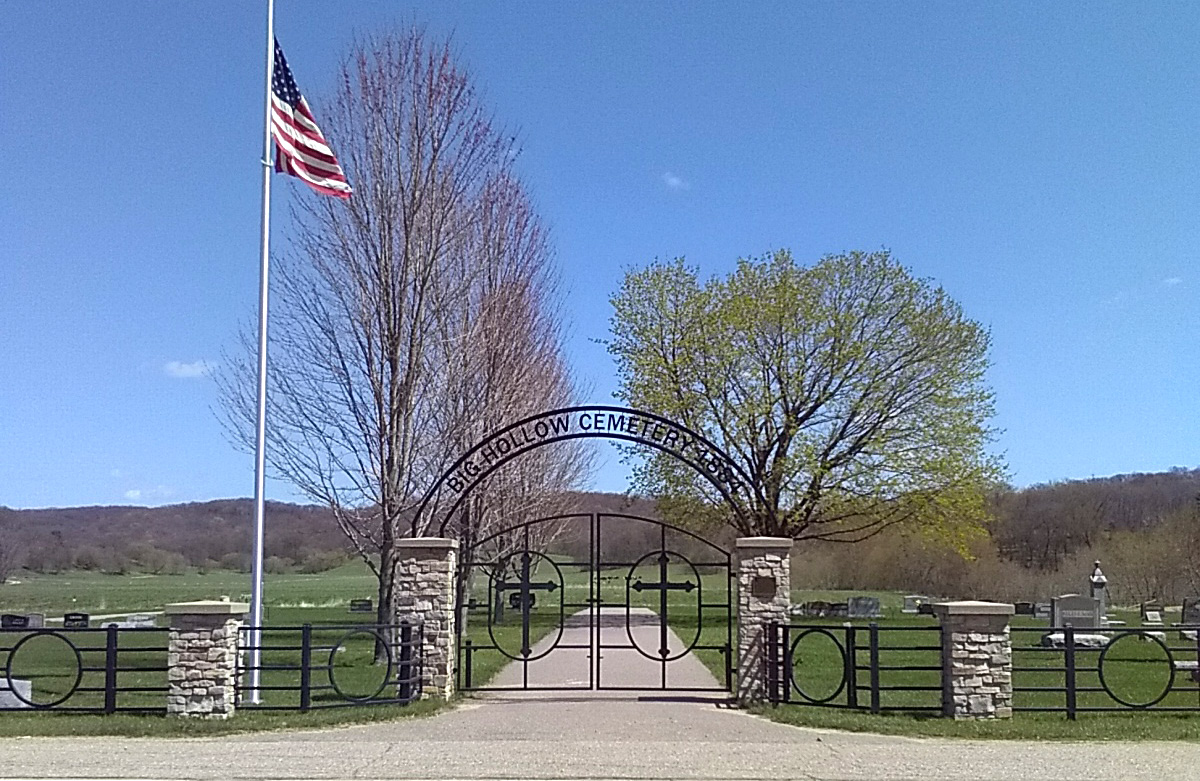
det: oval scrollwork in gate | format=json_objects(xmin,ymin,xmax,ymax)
[
  {"xmin": 486, "ymin": 550, "xmax": 566, "ymax": 661},
  {"xmin": 625, "ymin": 549, "xmax": 702, "ymax": 661}
]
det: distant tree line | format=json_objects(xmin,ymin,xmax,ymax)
[
  {"xmin": 0, "ymin": 500, "xmax": 352, "ymax": 581},
  {"xmin": 1, "ymin": 470, "xmax": 1198, "ymax": 607},
  {"xmin": 792, "ymin": 468, "xmax": 1200, "ymax": 606}
]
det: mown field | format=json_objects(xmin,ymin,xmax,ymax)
[{"xmin": 0, "ymin": 562, "xmax": 378, "ymax": 615}]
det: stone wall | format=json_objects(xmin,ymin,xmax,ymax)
[
  {"xmin": 933, "ymin": 601, "xmax": 1014, "ymax": 719},
  {"xmin": 394, "ymin": 538, "xmax": 458, "ymax": 699},
  {"xmin": 165, "ymin": 601, "xmax": 247, "ymax": 719},
  {"xmin": 736, "ymin": 537, "xmax": 793, "ymax": 704}
]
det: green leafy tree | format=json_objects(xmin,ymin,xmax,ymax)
[{"xmin": 608, "ymin": 250, "xmax": 1005, "ymax": 547}]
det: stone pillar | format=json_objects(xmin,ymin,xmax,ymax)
[
  {"xmin": 165, "ymin": 600, "xmax": 247, "ymax": 719},
  {"xmin": 933, "ymin": 600, "xmax": 1014, "ymax": 719},
  {"xmin": 736, "ymin": 537, "xmax": 792, "ymax": 705},
  {"xmin": 395, "ymin": 538, "xmax": 458, "ymax": 699}
]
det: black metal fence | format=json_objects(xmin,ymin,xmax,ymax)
[
  {"xmin": 236, "ymin": 622, "xmax": 423, "ymax": 710},
  {"xmin": 766, "ymin": 622, "xmax": 943, "ymax": 713},
  {"xmin": 0, "ymin": 626, "xmax": 170, "ymax": 713},
  {"xmin": 1012, "ymin": 625, "xmax": 1200, "ymax": 718},
  {"xmin": 0, "ymin": 621, "xmax": 424, "ymax": 715},
  {"xmin": 768, "ymin": 620, "xmax": 1200, "ymax": 719}
]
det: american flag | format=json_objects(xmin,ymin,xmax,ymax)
[{"xmin": 270, "ymin": 40, "xmax": 352, "ymax": 198}]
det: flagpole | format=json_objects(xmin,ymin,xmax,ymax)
[{"xmin": 248, "ymin": 0, "xmax": 276, "ymax": 705}]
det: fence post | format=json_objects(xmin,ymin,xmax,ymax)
[
  {"xmin": 103, "ymin": 624, "xmax": 118, "ymax": 715},
  {"xmin": 845, "ymin": 625, "xmax": 858, "ymax": 709},
  {"xmin": 395, "ymin": 539, "xmax": 458, "ymax": 699},
  {"xmin": 933, "ymin": 601, "xmax": 1015, "ymax": 720},
  {"xmin": 299, "ymin": 624, "xmax": 312, "ymax": 712},
  {"xmin": 781, "ymin": 624, "xmax": 793, "ymax": 704},
  {"xmin": 165, "ymin": 600, "xmax": 247, "ymax": 719},
  {"xmin": 765, "ymin": 622, "xmax": 778, "ymax": 703},
  {"xmin": 1065, "ymin": 625, "xmax": 1077, "ymax": 721},
  {"xmin": 735, "ymin": 537, "xmax": 793, "ymax": 705},
  {"xmin": 868, "ymin": 622, "xmax": 881, "ymax": 714},
  {"xmin": 397, "ymin": 622, "xmax": 414, "ymax": 702}
]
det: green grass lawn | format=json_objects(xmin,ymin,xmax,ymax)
[{"xmin": 0, "ymin": 562, "xmax": 378, "ymax": 616}]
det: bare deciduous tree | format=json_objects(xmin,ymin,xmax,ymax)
[{"xmin": 219, "ymin": 29, "xmax": 589, "ymax": 629}]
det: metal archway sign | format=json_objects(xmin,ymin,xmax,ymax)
[{"xmin": 413, "ymin": 405, "xmax": 751, "ymax": 536}]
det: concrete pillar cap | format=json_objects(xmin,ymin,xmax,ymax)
[
  {"xmin": 164, "ymin": 600, "xmax": 249, "ymax": 615},
  {"xmin": 932, "ymin": 600, "xmax": 1015, "ymax": 617},
  {"xmin": 735, "ymin": 536, "xmax": 794, "ymax": 550},
  {"xmin": 397, "ymin": 537, "xmax": 460, "ymax": 550}
]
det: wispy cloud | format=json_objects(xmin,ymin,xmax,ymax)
[
  {"xmin": 662, "ymin": 172, "xmax": 689, "ymax": 191},
  {"xmin": 1163, "ymin": 277, "xmax": 1182, "ymax": 287},
  {"xmin": 164, "ymin": 360, "xmax": 213, "ymax": 379},
  {"xmin": 124, "ymin": 486, "xmax": 174, "ymax": 502}
]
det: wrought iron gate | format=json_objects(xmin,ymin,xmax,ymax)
[{"xmin": 456, "ymin": 512, "xmax": 733, "ymax": 692}]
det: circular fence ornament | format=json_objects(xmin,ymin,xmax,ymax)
[
  {"xmin": 6, "ymin": 631, "xmax": 83, "ymax": 709},
  {"xmin": 1097, "ymin": 631, "xmax": 1175, "ymax": 709},
  {"xmin": 327, "ymin": 628, "xmax": 394, "ymax": 702},
  {"xmin": 788, "ymin": 628, "xmax": 849, "ymax": 704}
]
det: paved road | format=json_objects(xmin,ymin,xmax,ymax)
[{"xmin": 0, "ymin": 609, "xmax": 1197, "ymax": 780}]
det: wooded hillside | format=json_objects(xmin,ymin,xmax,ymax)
[{"xmin": 2, "ymin": 469, "xmax": 1198, "ymax": 606}]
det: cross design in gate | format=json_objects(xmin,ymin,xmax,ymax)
[
  {"xmin": 631, "ymin": 552, "xmax": 696, "ymax": 658},
  {"xmin": 494, "ymin": 551, "xmax": 558, "ymax": 658}
]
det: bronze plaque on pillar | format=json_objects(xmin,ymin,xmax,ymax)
[{"xmin": 750, "ymin": 576, "xmax": 777, "ymax": 599}]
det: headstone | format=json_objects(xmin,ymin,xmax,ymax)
[
  {"xmin": 1034, "ymin": 602, "xmax": 1051, "ymax": 620},
  {"xmin": 1182, "ymin": 597, "xmax": 1200, "ymax": 626},
  {"xmin": 0, "ymin": 678, "xmax": 32, "ymax": 709},
  {"xmin": 1014, "ymin": 602, "xmax": 1035, "ymax": 616},
  {"xmin": 25, "ymin": 613, "xmax": 44, "ymax": 629},
  {"xmin": 1143, "ymin": 610, "xmax": 1164, "ymax": 627},
  {"xmin": 0, "ymin": 614, "xmax": 29, "ymax": 630},
  {"xmin": 917, "ymin": 602, "xmax": 935, "ymax": 616},
  {"xmin": 1089, "ymin": 561, "xmax": 1108, "ymax": 622},
  {"xmin": 847, "ymin": 596, "xmax": 882, "ymax": 619},
  {"xmin": 1040, "ymin": 631, "xmax": 1110, "ymax": 649},
  {"xmin": 62, "ymin": 612, "xmax": 90, "ymax": 629},
  {"xmin": 348, "ymin": 598, "xmax": 373, "ymax": 613},
  {"xmin": 126, "ymin": 613, "xmax": 156, "ymax": 628},
  {"xmin": 1051, "ymin": 594, "xmax": 1100, "ymax": 629},
  {"xmin": 1140, "ymin": 600, "xmax": 1163, "ymax": 621},
  {"xmin": 902, "ymin": 595, "xmax": 931, "ymax": 614},
  {"xmin": 508, "ymin": 591, "xmax": 536, "ymax": 610}
]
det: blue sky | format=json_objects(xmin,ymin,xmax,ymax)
[{"xmin": 2, "ymin": 2, "xmax": 1196, "ymax": 509}]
